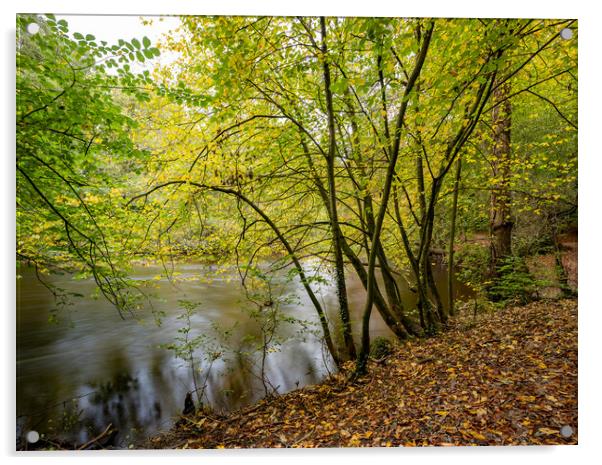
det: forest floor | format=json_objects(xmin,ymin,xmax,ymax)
[{"xmin": 148, "ymin": 298, "xmax": 578, "ymax": 449}]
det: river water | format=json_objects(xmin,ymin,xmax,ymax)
[{"xmin": 16, "ymin": 261, "xmax": 471, "ymax": 448}]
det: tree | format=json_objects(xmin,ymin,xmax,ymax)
[{"xmin": 17, "ymin": 14, "xmax": 159, "ymax": 316}]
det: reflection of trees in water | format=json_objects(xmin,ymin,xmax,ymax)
[
  {"xmin": 204, "ymin": 349, "xmax": 255, "ymax": 412},
  {"xmin": 16, "ymin": 340, "xmax": 328, "ymax": 448},
  {"xmin": 200, "ymin": 341, "xmax": 328, "ymax": 413},
  {"xmin": 148, "ymin": 349, "xmax": 179, "ymax": 419},
  {"xmin": 81, "ymin": 371, "xmax": 175, "ymax": 446},
  {"xmin": 89, "ymin": 372, "xmax": 139, "ymax": 425},
  {"xmin": 81, "ymin": 349, "xmax": 175, "ymax": 446},
  {"xmin": 270, "ymin": 346, "xmax": 321, "ymax": 391},
  {"xmin": 17, "ymin": 349, "xmax": 179, "ymax": 448},
  {"xmin": 82, "ymin": 347, "xmax": 141, "ymax": 443}
]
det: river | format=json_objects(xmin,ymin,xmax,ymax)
[{"xmin": 16, "ymin": 261, "xmax": 472, "ymax": 448}]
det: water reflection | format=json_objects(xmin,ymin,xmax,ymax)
[{"xmin": 16, "ymin": 262, "xmax": 471, "ymax": 447}]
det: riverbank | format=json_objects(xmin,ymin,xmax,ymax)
[{"xmin": 147, "ymin": 298, "xmax": 577, "ymax": 448}]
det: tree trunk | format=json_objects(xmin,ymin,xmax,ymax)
[
  {"xmin": 363, "ymin": 194, "xmax": 420, "ymax": 336},
  {"xmin": 447, "ymin": 156, "xmax": 462, "ymax": 316},
  {"xmin": 320, "ymin": 17, "xmax": 356, "ymax": 360},
  {"xmin": 490, "ymin": 80, "xmax": 513, "ymax": 271},
  {"xmin": 354, "ymin": 21, "xmax": 434, "ymax": 377}
]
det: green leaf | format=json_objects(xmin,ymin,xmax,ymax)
[
  {"xmin": 85, "ymin": 34, "xmax": 95, "ymax": 41},
  {"xmin": 331, "ymin": 78, "xmax": 348, "ymax": 94},
  {"xmin": 131, "ymin": 38, "xmax": 141, "ymax": 49},
  {"xmin": 73, "ymin": 32, "xmax": 84, "ymax": 40},
  {"xmin": 142, "ymin": 36, "xmax": 151, "ymax": 48}
]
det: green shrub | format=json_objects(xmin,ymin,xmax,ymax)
[
  {"xmin": 513, "ymin": 232, "xmax": 554, "ymax": 257},
  {"xmin": 487, "ymin": 256, "xmax": 537, "ymax": 305},
  {"xmin": 370, "ymin": 336, "xmax": 394, "ymax": 359}
]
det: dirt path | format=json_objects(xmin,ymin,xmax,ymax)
[{"xmin": 148, "ymin": 299, "xmax": 577, "ymax": 449}]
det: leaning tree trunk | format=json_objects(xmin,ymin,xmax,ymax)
[
  {"xmin": 320, "ymin": 17, "xmax": 356, "ymax": 360},
  {"xmin": 418, "ymin": 197, "xmax": 444, "ymax": 332},
  {"xmin": 447, "ymin": 156, "xmax": 462, "ymax": 316},
  {"xmin": 490, "ymin": 80, "xmax": 513, "ymax": 271},
  {"xmin": 363, "ymin": 194, "xmax": 421, "ymax": 336}
]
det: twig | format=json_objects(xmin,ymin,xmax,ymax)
[
  {"xmin": 479, "ymin": 338, "xmax": 501, "ymax": 345},
  {"xmin": 77, "ymin": 423, "xmax": 113, "ymax": 450},
  {"xmin": 292, "ymin": 427, "xmax": 315, "ymax": 446},
  {"xmin": 222, "ymin": 403, "xmax": 265, "ymax": 424}
]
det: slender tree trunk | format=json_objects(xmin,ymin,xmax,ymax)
[
  {"xmin": 392, "ymin": 185, "xmax": 427, "ymax": 330},
  {"xmin": 342, "ymin": 69, "xmax": 421, "ymax": 341},
  {"xmin": 447, "ymin": 156, "xmax": 462, "ymax": 316},
  {"xmin": 419, "ymin": 244, "xmax": 439, "ymax": 332},
  {"xmin": 338, "ymin": 236, "xmax": 411, "ymax": 340},
  {"xmin": 409, "ymin": 73, "xmax": 441, "ymax": 332},
  {"xmin": 320, "ymin": 17, "xmax": 356, "ymax": 360},
  {"xmin": 363, "ymin": 194, "xmax": 419, "ymax": 336},
  {"xmin": 490, "ymin": 80, "xmax": 513, "ymax": 271},
  {"xmin": 416, "ymin": 179, "xmax": 446, "ymax": 332},
  {"xmin": 354, "ymin": 22, "xmax": 434, "ymax": 377},
  {"xmin": 426, "ymin": 258, "xmax": 445, "ymax": 323}
]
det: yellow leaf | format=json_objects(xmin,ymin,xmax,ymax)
[
  {"xmin": 348, "ymin": 434, "xmax": 361, "ymax": 447},
  {"xmin": 435, "ymin": 410, "xmax": 449, "ymax": 417},
  {"xmin": 538, "ymin": 427, "xmax": 558, "ymax": 435},
  {"xmin": 469, "ymin": 430, "xmax": 486, "ymax": 441}
]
